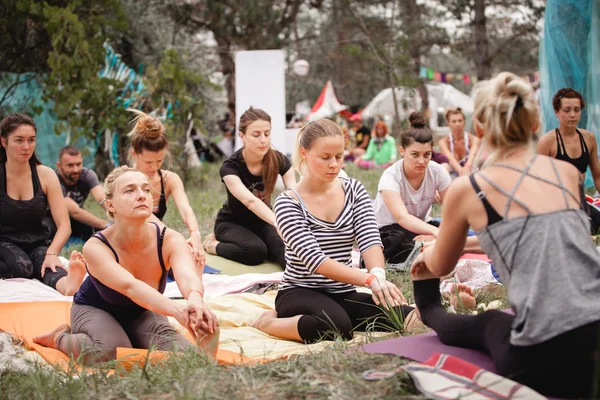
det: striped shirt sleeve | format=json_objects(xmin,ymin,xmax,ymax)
[
  {"xmin": 350, "ymin": 179, "xmax": 384, "ymax": 253},
  {"xmin": 274, "ymin": 193, "xmax": 328, "ymax": 274}
]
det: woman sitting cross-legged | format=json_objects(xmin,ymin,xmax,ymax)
[
  {"xmin": 33, "ymin": 166, "xmax": 218, "ymax": 364},
  {"xmin": 410, "ymin": 72, "xmax": 600, "ymax": 398},
  {"xmin": 354, "ymin": 121, "xmax": 397, "ymax": 169},
  {"xmin": 252, "ymin": 119, "xmax": 419, "ymax": 343}
]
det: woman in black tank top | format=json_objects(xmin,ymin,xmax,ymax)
[
  {"xmin": 0, "ymin": 113, "xmax": 85, "ymax": 296},
  {"xmin": 33, "ymin": 166, "xmax": 218, "ymax": 364},
  {"xmin": 126, "ymin": 109, "xmax": 206, "ymax": 268},
  {"xmin": 537, "ymin": 88, "xmax": 600, "ymax": 194}
]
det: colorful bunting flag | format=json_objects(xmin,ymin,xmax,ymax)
[{"xmin": 416, "ymin": 64, "xmax": 538, "ymax": 86}]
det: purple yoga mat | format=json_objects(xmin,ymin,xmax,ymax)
[{"xmin": 356, "ymin": 331, "xmax": 498, "ymax": 373}]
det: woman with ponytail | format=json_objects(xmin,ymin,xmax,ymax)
[
  {"xmin": 127, "ymin": 109, "xmax": 205, "ymax": 267},
  {"xmin": 203, "ymin": 107, "xmax": 296, "ymax": 267},
  {"xmin": 410, "ymin": 72, "xmax": 600, "ymax": 398},
  {"xmin": 0, "ymin": 113, "xmax": 85, "ymax": 295}
]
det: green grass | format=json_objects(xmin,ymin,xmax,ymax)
[
  {"xmin": 27, "ymin": 161, "xmax": 506, "ymax": 400},
  {"xmin": 0, "ymin": 345, "xmax": 422, "ymax": 400}
]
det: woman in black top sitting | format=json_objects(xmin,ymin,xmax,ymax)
[
  {"xmin": 537, "ymin": 88, "xmax": 600, "ymax": 192},
  {"xmin": 203, "ymin": 107, "xmax": 296, "ymax": 267},
  {"xmin": 0, "ymin": 113, "xmax": 85, "ymax": 295}
]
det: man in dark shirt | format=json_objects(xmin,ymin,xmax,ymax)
[
  {"xmin": 349, "ymin": 114, "xmax": 371, "ymax": 158},
  {"xmin": 55, "ymin": 146, "xmax": 108, "ymax": 241}
]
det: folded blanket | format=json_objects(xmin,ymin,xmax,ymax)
[{"xmin": 363, "ymin": 353, "xmax": 546, "ymax": 400}]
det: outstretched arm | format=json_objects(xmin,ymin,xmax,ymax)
[
  {"xmin": 463, "ymin": 134, "xmax": 480, "ymax": 174},
  {"xmin": 223, "ymin": 175, "xmax": 276, "ymax": 225},
  {"xmin": 166, "ymin": 230, "xmax": 217, "ymax": 334},
  {"xmin": 65, "ymin": 197, "xmax": 108, "ymax": 229},
  {"xmin": 41, "ymin": 167, "xmax": 71, "ymax": 276},
  {"xmin": 166, "ymin": 172, "xmax": 204, "ymax": 266},
  {"xmin": 381, "ymin": 190, "xmax": 439, "ymax": 236}
]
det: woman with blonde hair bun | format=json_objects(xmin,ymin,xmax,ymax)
[
  {"xmin": 126, "ymin": 109, "xmax": 206, "ymax": 267},
  {"xmin": 410, "ymin": 72, "xmax": 600, "ymax": 398}
]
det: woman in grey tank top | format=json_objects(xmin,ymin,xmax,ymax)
[{"xmin": 410, "ymin": 72, "xmax": 600, "ymax": 399}]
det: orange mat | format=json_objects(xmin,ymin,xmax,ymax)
[{"xmin": 0, "ymin": 301, "xmax": 254, "ymax": 370}]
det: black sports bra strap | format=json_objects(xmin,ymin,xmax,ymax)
[
  {"xmin": 151, "ymin": 222, "xmax": 168, "ymax": 272},
  {"xmin": 469, "ymin": 174, "xmax": 503, "ymax": 225},
  {"xmin": 577, "ymin": 129, "xmax": 590, "ymax": 153},
  {"xmin": 555, "ymin": 128, "xmax": 566, "ymax": 155},
  {"xmin": 0, "ymin": 162, "xmax": 6, "ymax": 192},
  {"xmin": 30, "ymin": 163, "xmax": 42, "ymax": 193},
  {"xmin": 93, "ymin": 232, "xmax": 119, "ymax": 262}
]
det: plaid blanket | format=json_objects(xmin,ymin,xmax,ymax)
[{"xmin": 363, "ymin": 353, "xmax": 546, "ymax": 400}]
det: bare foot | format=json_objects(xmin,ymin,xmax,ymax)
[
  {"xmin": 196, "ymin": 327, "xmax": 220, "ymax": 358},
  {"xmin": 250, "ymin": 310, "xmax": 278, "ymax": 332},
  {"xmin": 33, "ymin": 324, "xmax": 71, "ymax": 349},
  {"xmin": 203, "ymin": 233, "xmax": 218, "ymax": 255},
  {"xmin": 63, "ymin": 251, "xmax": 86, "ymax": 296},
  {"xmin": 404, "ymin": 308, "xmax": 427, "ymax": 334},
  {"xmin": 449, "ymin": 283, "xmax": 476, "ymax": 312}
]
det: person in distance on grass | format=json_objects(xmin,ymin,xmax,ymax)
[
  {"xmin": 203, "ymin": 107, "xmax": 296, "ymax": 268},
  {"xmin": 353, "ymin": 120, "xmax": 397, "ymax": 170},
  {"xmin": 127, "ymin": 109, "xmax": 206, "ymax": 268},
  {"xmin": 251, "ymin": 118, "xmax": 423, "ymax": 343},
  {"xmin": 437, "ymin": 107, "xmax": 480, "ymax": 177},
  {"xmin": 0, "ymin": 113, "xmax": 85, "ymax": 296},
  {"xmin": 410, "ymin": 72, "xmax": 600, "ymax": 398},
  {"xmin": 34, "ymin": 166, "xmax": 218, "ymax": 364}
]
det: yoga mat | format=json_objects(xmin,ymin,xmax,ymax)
[
  {"xmin": 0, "ymin": 301, "xmax": 256, "ymax": 369},
  {"xmin": 204, "ymin": 253, "xmax": 283, "ymax": 276},
  {"xmin": 355, "ymin": 331, "xmax": 498, "ymax": 373}
]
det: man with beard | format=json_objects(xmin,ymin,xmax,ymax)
[{"xmin": 55, "ymin": 146, "xmax": 108, "ymax": 242}]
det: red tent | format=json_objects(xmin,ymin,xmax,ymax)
[{"xmin": 307, "ymin": 80, "xmax": 348, "ymax": 121}]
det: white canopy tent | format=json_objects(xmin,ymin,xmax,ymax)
[{"xmin": 361, "ymin": 82, "xmax": 474, "ymax": 131}]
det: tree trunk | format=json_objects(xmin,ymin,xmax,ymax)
[
  {"xmin": 215, "ymin": 35, "xmax": 236, "ymax": 119},
  {"xmin": 473, "ymin": 0, "xmax": 491, "ymax": 80}
]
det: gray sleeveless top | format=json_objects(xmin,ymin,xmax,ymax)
[{"xmin": 473, "ymin": 155, "xmax": 600, "ymax": 346}]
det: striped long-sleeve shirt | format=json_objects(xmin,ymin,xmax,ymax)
[{"xmin": 274, "ymin": 177, "xmax": 383, "ymax": 293}]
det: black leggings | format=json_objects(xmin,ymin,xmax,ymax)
[
  {"xmin": 414, "ymin": 279, "xmax": 600, "ymax": 399},
  {"xmin": 380, "ymin": 221, "xmax": 439, "ymax": 264},
  {"xmin": 0, "ymin": 241, "xmax": 67, "ymax": 290},
  {"xmin": 214, "ymin": 220, "xmax": 285, "ymax": 267},
  {"xmin": 276, "ymin": 287, "xmax": 414, "ymax": 343}
]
